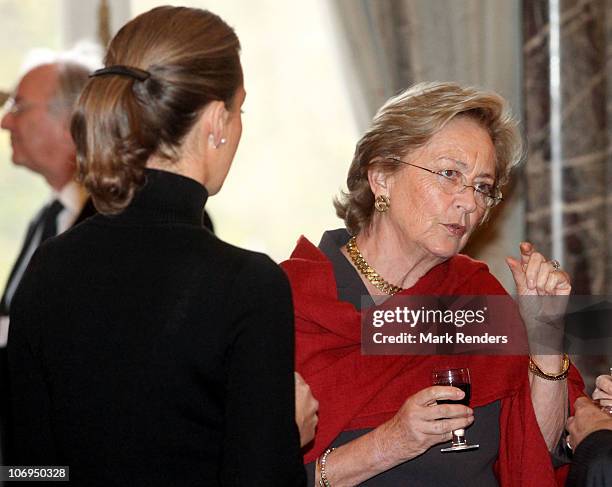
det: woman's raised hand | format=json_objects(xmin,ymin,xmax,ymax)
[
  {"xmin": 506, "ymin": 242, "xmax": 571, "ymax": 353},
  {"xmin": 506, "ymin": 242, "xmax": 571, "ymax": 297}
]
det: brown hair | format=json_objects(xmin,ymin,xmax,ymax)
[
  {"xmin": 334, "ymin": 81, "xmax": 523, "ymax": 235},
  {"xmin": 71, "ymin": 6, "xmax": 242, "ymax": 214}
]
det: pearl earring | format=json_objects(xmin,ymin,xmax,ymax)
[{"xmin": 208, "ymin": 134, "xmax": 227, "ymax": 149}]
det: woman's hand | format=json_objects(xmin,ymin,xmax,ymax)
[
  {"xmin": 506, "ymin": 242, "xmax": 571, "ymax": 297},
  {"xmin": 507, "ymin": 242, "xmax": 570, "ymax": 450},
  {"xmin": 592, "ymin": 374, "xmax": 612, "ymax": 406},
  {"xmin": 376, "ymin": 386, "xmax": 474, "ymax": 464},
  {"xmin": 506, "ymin": 241, "xmax": 571, "ymax": 345},
  {"xmin": 313, "ymin": 386, "xmax": 473, "ymax": 486},
  {"xmin": 294, "ymin": 372, "xmax": 319, "ymax": 447}
]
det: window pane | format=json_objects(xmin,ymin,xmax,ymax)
[{"xmin": 131, "ymin": 0, "xmax": 358, "ymax": 261}]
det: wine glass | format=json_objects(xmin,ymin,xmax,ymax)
[{"xmin": 432, "ymin": 367, "xmax": 479, "ymax": 452}]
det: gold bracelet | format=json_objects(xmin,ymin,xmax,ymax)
[
  {"xmin": 317, "ymin": 447, "xmax": 336, "ymax": 487},
  {"xmin": 529, "ymin": 353, "xmax": 570, "ymax": 381}
]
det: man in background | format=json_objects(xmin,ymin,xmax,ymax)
[{"xmin": 0, "ymin": 47, "xmax": 100, "ymax": 464}]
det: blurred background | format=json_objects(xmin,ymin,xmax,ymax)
[{"xmin": 0, "ymin": 0, "xmax": 610, "ymax": 386}]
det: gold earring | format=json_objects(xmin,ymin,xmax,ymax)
[{"xmin": 374, "ymin": 195, "xmax": 390, "ymax": 212}]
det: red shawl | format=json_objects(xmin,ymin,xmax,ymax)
[{"xmin": 281, "ymin": 236, "xmax": 584, "ymax": 487}]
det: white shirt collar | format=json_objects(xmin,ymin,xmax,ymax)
[{"xmin": 52, "ymin": 180, "xmax": 88, "ymax": 216}]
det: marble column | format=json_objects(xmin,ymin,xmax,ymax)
[{"xmin": 523, "ymin": 0, "xmax": 611, "ymax": 390}]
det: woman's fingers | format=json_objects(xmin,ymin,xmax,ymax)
[
  {"xmin": 507, "ymin": 242, "xmax": 543, "ymax": 292},
  {"xmin": 523, "ymin": 250, "xmax": 546, "ymax": 290},
  {"xmin": 594, "ymin": 374, "xmax": 612, "ymax": 395},
  {"xmin": 543, "ymin": 272, "xmax": 557, "ymax": 295},
  {"xmin": 413, "ymin": 385, "xmax": 464, "ymax": 407},
  {"xmin": 408, "ymin": 386, "xmax": 473, "ymax": 434},
  {"xmin": 593, "ymin": 375, "xmax": 612, "ymax": 405},
  {"xmin": 433, "ymin": 403, "xmax": 472, "ymax": 418},
  {"xmin": 422, "ymin": 402, "xmax": 472, "ymax": 421},
  {"xmin": 543, "ymin": 269, "xmax": 572, "ymax": 295},
  {"xmin": 519, "ymin": 241, "xmax": 534, "ymax": 267},
  {"xmin": 510, "ymin": 241, "xmax": 571, "ymax": 295},
  {"xmin": 422, "ymin": 415, "xmax": 475, "ymax": 436},
  {"xmin": 536, "ymin": 258, "xmax": 553, "ymax": 290},
  {"xmin": 592, "ymin": 392, "xmax": 612, "ymax": 407},
  {"xmin": 506, "ymin": 256, "xmax": 526, "ymax": 290}
]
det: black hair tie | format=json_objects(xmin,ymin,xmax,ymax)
[{"xmin": 90, "ymin": 65, "xmax": 151, "ymax": 82}]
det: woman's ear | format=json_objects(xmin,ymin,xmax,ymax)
[
  {"xmin": 201, "ymin": 100, "xmax": 227, "ymax": 148},
  {"xmin": 367, "ymin": 162, "xmax": 390, "ymax": 196}
]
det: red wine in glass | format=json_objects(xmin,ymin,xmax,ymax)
[
  {"xmin": 432, "ymin": 367, "xmax": 479, "ymax": 452},
  {"xmin": 437, "ymin": 383, "xmax": 471, "ymax": 406}
]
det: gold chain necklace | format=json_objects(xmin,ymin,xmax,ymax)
[{"xmin": 346, "ymin": 236, "xmax": 403, "ymax": 296}]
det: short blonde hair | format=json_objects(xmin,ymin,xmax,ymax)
[{"xmin": 334, "ymin": 81, "xmax": 523, "ymax": 235}]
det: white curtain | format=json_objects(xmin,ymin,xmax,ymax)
[{"xmin": 332, "ymin": 0, "xmax": 524, "ymax": 293}]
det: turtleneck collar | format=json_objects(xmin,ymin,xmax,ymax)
[{"xmin": 119, "ymin": 168, "xmax": 209, "ymax": 226}]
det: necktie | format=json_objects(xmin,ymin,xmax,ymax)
[
  {"xmin": 0, "ymin": 199, "xmax": 64, "ymax": 315},
  {"xmin": 39, "ymin": 199, "xmax": 64, "ymax": 243}
]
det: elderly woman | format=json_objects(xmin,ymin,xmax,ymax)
[{"xmin": 282, "ymin": 82, "xmax": 584, "ymax": 486}]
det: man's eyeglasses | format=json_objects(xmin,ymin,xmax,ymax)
[
  {"xmin": 387, "ymin": 157, "xmax": 503, "ymax": 209},
  {"xmin": 2, "ymin": 96, "xmax": 49, "ymax": 116}
]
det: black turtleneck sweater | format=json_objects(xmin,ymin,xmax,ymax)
[{"xmin": 7, "ymin": 169, "xmax": 305, "ymax": 487}]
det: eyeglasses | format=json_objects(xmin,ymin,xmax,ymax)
[
  {"xmin": 2, "ymin": 96, "xmax": 48, "ymax": 116},
  {"xmin": 387, "ymin": 157, "xmax": 503, "ymax": 209}
]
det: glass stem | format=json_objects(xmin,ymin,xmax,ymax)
[{"xmin": 452, "ymin": 429, "xmax": 466, "ymax": 446}]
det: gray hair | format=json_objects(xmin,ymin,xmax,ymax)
[
  {"xmin": 52, "ymin": 61, "xmax": 93, "ymax": 114},
  {"xmin": 21, "ymin": 42, "xmax": 103, "ymax": 117}
]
